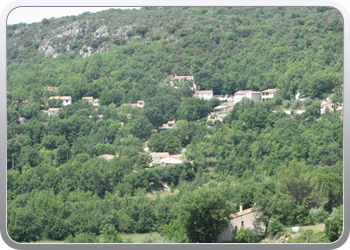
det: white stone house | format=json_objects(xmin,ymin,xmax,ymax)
[
  {"xmin": 159, "ymin": 120, "xmax": 176, "ymax": 130},
  {"xmin": 47, "ymin": 108, "xmax": 60, "ymax": 115},
  {"xmin": 193, "ymin": 90, "xmax": 213, "ymax": 100},
  {"xmin": 217, "ymin": 205, "xmax": 264, "ymax": 242},
  {"xmin": 82, "ymin": 97, "xmax": 99, "ymax": 106},
  {"xmin": 261, "ymin": 88, "xmax": 277, "ymax": 101},
  {"xmin": 150, "ymin": 152, "xmax": 170, "ymax": 162},
  {"xmin": 320, "ymin": 101, "xmax": 335, "ymax": 114},
  {"xmin": 49, "ymin": 96, "xmax": 72, "ymax": 106},
  {"xmin": 213, "ymin": 105, "xmax": 230, "ymax": 114},
  {"xmin": 233, "ymin": 90, "xmax": 261, "ymax": 104},
  {"xmin": 137, "ymin": 100, "xmax": 145, "ymax": 108}
]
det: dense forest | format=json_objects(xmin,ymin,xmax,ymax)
[{"xmin": 7, "ymin": 7, "xmax": 343, "ymax": 243}]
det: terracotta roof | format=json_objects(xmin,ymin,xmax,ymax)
[
  {"xmin": 167, "ymin": 120, "xmax": 176, "ymax": 125},
  {"xmin": 321, "ymin": 101, "xmax": 333, "ymax": 106},
  {"xmin": 195, "ymin": 90, "xmax": 213, "ymax": 94},
  {"xmin": 150, "ymin": 152, "xmax": 170, "ymax": 158},
  {"xmin": 229, "ymin": 207, "xmax": 261, "ymax": 219},
  {"xmin": 48, "ymin": 108, "xmax": 60, "ymax": 111},
  {"xmin": 261, "ymin": 88, "xmax": 277, "ymax": 93},
  {"xmin": 131, "ymin": 103, "xmax": 138, "ymax": 107}
]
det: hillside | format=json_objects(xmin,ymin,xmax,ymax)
[
  {"xmin": 7, "ymin": 7, "xmax": 343, "ymax": 99},
  {"xmin": 6, "ymin": 7, "xmax": 343, "ymax": 244}
]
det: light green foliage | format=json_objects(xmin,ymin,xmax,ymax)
[{"xmin": 324, "ymin": 205, "xmax": 343, "ymax": 242}]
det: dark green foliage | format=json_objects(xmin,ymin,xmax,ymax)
[
  {"xmin": 6, "ymin": 6, "xmax": 343, "ymax": 243},
  {"xmin": 176, "ymin": 186, "xmax": 232, "ymax": 243},
  {"xmin": 324, "ymin": 205, "xmax": 343, "ymax": 242}
]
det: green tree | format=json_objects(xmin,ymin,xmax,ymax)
[
  {"xmin": 324, "ymin": 205, "xmax": 343, "ymax": 242},
  {"xmin": 176, "ymin": 186, "xmax": 232, "ymax": 243},
  {"xmin": 277, "ymin": 159, "xmax": 325, "ymax": 207}
]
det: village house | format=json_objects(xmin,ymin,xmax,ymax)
[
  {"xmin": 261, "ymin": 88, "xmax": 277, "ymax": 101},
  {"xmin": 130, "ymin": 100, "xmax": 145, "ymax": 108},
  {"xmin": 217, "ymin": 204, "xmax": 264, "ymax": 242},
  {"xmin": 98, "ymin": 154, "xmax": 116, "ymax": 161},
  {"xmin": 82, "ymin": 97, "xmax": 99, "ymax": 106},
  {"xmin": 172, "ymin": 75, "xmax": 197, "ymax": 90},
  {"xmin": 193, "ymin": 90, "xmax": 213, "ymax": 100},
  {"xmin": 150, "ymin": 152, "xmax": 170, "ymax": 162},
  {"xmin": 159, "ymin": 120, "xmax": 176, "ymax": 130},
  {"xmin": 17, "ymin": 117, "xmax": 27, "ymax": 125},
  {"xmin": 213, "ymin": 104, "xmax": 230, "ymax": 114},
  {"xmin": 233, "ymin": 90, "xmax": 261, "ymax": 104},
  {"xmin": 320, "ymin": 101, "xmax": 335, "ymax": 114},
  {"xmin": 49, "ymin": 96, "xmax": 72, "ymax": 106},
  {"xmin": 47, "ymin": 108, "xmax": 60, "ymax": 115}
]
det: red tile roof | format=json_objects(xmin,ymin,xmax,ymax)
[{"xmin": 229, "ymin": 207, "xmax": 261, "ymax": 219}]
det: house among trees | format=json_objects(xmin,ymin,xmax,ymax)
[
  {"xmin": 233, "ymin": 90, "xmax": 261, "ymax": 104},
  {"xmin": 130, "ymin": 100, "xmax": 145, "ymax": 108},
  {"xmin": 172, "ymin": 75, "xmax": 197, "ymax": 90},
  {"xmin": 193, "ymin": 90, "xmax": 213, "ymax": 100},
  {"xmin": 158, "ymin": 120, "xmax": 176, "ymax": 130},
  {"xmin": 217, "ymin": 204, "xmax": 263, "ymax": 242},
  {"xmin": 320, "ymin": 101, "xmax": 335, "ymax": 114},
  {"xmin": 49, "ymin": 96, "xmax": 72, "ymax": 106},
  {"xmin": 17, "ymin": 117, "xmax": 27, "ymax": 124},
  {"xmin": 98, "ymin": 154, "xmax": 116, "ymax": 161},
  {"xmin": 47, "ymin": 108, "xmax": 60, "ymax": 115},
  {"xmin": 261, "ymin": 88, "xmax": 277, "ymax": 101},
  {"xmin": 213, "ymin": 104, "xmax": 230, "ymax": 114},
  {"xmin": 150, "ymin": 152, "xmax": 170, "ymax": 162},
  {"xmin": 82, "ymin": 97, "xmax": 99, "ymax": 106}
]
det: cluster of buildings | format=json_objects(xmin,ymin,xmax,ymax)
[
  {"xmin": 193, "ymin": 88, "xmax": 277, "ymax": 104},
  {"xmin": 173, "ymin": 75, "xmax": 277, "ymax": 104}
]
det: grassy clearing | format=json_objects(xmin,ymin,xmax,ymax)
[
  {"xmin": 121, "ymin": 232, "xmax": 160, "ymax": 243},
  {"xmin": 146, "ymin": 188, "xmax": 179, "ymax": 200},
  {"xmin": 261, "ymin": 223, "xmax": 325, "ymax": 243}
]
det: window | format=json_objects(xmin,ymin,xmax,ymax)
[
  {"xmin": 66, "ymin": 100, "xmax": 68, "ymax": 102},
  {"xmin": 241, "ymin": 221, "xmax": 244, "ymax": 227}
]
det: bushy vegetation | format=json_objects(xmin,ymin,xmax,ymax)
[{"xmin": 7, "ymin": 7, "xmax": 343, "ymax": 243}]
